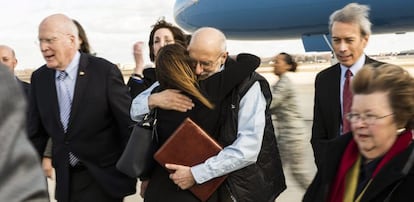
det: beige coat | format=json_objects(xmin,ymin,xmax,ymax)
[{"xmin": 270, "ymin": 73, "xmax": 312, "ymax": 189}]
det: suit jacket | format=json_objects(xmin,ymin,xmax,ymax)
[
  {"xmin": 17, "ymin": 77, "xmax": 30, "ymax": 98},
  {"xmin": 127, "ymin": 67, "xmax": 156, "ymax": 98},
  {"xmin": 17, "ymin": 77, "xmax": 30, "ymax": 132},
  {"xmin": 304, "ymin": 133, "xmax": 414, "ymax": 202},
  {"xmin": 311, "ymin": 56, "xmax": 383, "ymax": 168},
  {"xmin": 28, "ymin": 53, "xmax": 136, "ymax": 201}
]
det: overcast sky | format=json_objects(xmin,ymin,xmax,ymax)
[{"xmin": 1, "ymin": 0, "xmax": 413, "ymax": 69}]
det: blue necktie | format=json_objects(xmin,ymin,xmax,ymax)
[
  {"xmin": 57, "ymin": 71, "xmax": 79, "ymax": 166},
  {"xmin": 57, "ymin": 71, "xmax": 71, "ymax": 132}
]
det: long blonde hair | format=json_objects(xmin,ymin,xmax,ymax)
[{"xmin": 155, "ymin": 44, "xmax": 214, "ymax": 109}]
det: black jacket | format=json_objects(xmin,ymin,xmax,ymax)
[
  {"xmin": 304, "ymin": 132, "xmax": 414, "ymax": 202},
  {"xmin": 311, "ymin": 56, "xmax": 384, "ymax": 168},
  {"xmin": 29, "ymin": 53, "xmax": 136, "ymax": 201},
  {"xmin": 127, "ymin": 67, "xmax": 156, "ymax": 99},
  {"xmin": 217, "ymin": 72, "xmax": 286, "ymax": 202}
]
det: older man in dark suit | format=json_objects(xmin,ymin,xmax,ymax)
[
  {"xmin": 28, "ymin": 14, "xmax": 136, "ymax": 202},
  {"xmin": 311, "ymin": 3, "xmax": 384, "ymax": 169}
]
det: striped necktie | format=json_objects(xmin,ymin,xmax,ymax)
[
  {"xmin": 57, "ymin": 71, "xmax": 79, "ymax": 166},
  {"xmin": 57, "ymin": 71, "xmax": 71, "ymax": 132},
  {"xmin": 342, "ymin": 69, "xmax": 353, "ymax": 134}
]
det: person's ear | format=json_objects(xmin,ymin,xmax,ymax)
[
  {"xmin": 362, "ymin": 34, "xmax": 369, "ymax": 48},
  {"xmin": 12, "ymin": 58, "xmax": 18, "ymax": 69},
  {"xmin": 221, "ymin": 52, "xmax": 228, "ymax": 65},
  {"xmin": 68, "ymin": 34, "xmax": 77, "ymax": 48}
]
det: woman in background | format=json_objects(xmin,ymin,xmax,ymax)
[
  {"xmin": 127, "ymin": 19, "xmax": 187, "ymax": 98},
  {"xmin": 269, "ymin": 52, "xmax": 313, "ymax": 189},
  {"xmin": 73, "ymin": 19, "xmax": 94, "ymax": 55}
]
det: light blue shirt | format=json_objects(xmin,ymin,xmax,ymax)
[
  {"xmin": 130, "ymin": 80, "xmax": 266, "ymax": 184},
  {"xmin": 55, "ymin": 51, "xmax": 80, "ymax": 105},
  {"xmin": 191, "ymin": 82, "xmax": 266, "ymax": 183},
  {"xmin": 130, "ymin": 81, "xmax": 159, "ymax": 121}
]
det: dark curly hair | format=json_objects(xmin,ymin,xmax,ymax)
[{"xmin": 148, "ymin": 19, "xmax": 186, "ymax": 62}]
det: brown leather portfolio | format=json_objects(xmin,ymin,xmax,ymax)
[{"xmin": 154, "ymin": 118, "xmax": 227, "ymax": 202}]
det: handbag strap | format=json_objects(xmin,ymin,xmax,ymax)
[{"xmin": 149, "ymin": 108, "xmax": 159, "ymax": 145}]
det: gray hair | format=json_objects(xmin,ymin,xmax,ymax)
[{"xmin": 329, "ymin": 3, "xmax": 372, "ymax": 36}]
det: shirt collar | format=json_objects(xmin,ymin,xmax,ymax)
[
  {"xmin": 340, "ymin": 54, "xmax": 366, "ymax": 76},
  {"xmin": 219, "ymin": 63, "xmax": 225, "ymax": 72},
  {"xmin": 56, "ymin": 51, "xmax": 81, "ymax": 80}
]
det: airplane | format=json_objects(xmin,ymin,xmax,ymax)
[{"xmin": 173, "ymin": 0, "xmax": 414, "ymax": 52}]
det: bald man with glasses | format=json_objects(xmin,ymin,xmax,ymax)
[{"xmin": 131, "ymin": 27, "xmax": 286, "ymax": 201}]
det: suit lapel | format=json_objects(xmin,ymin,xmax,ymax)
[
  {"xmin": 365, "ymin": 56, "xmax": 377, "ymax": 65},
  {"xmin": 330, "ymin": 63, "xmax": 341, "ymax": 103},
  {"xmin": 41, "ymin": 67, "xmax": 63, "ymax": 131},
  {"xmin": 67, "ymin": 54, "xmax": 89, "ymax": 133},
  {"xmin": 365, "ymin": 56, "xmax": 384, "ymax": 67},
  {"xmin": 328, "ymin": 64, "xmax": 342, "ymax": 130}
]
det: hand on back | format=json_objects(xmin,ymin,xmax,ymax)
[{"xmin": 149, "ymin": 89, "xmax": 194, "ymax": 112}]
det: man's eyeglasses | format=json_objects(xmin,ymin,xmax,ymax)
[
  {"xmin": 346, "ymin": 112, "xmax": 394, "ymax": 125},
  {"xmin": 192, "ymin": 53, "xmax": 223, "ymax": 68},
  {"xmin": 37, "ymin": 33, "xmax": 73, "ymax": 45},
  {"xmin": 37, "ymin": 37, "xmax": 59, "ymax": 45}
]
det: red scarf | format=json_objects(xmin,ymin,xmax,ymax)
[{"xmin": 328, "ymin": 129, "xmax": 412, "ymax": 202}]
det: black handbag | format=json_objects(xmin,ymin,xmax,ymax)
[{"xmin": 116, "ymin": 109, "xmax": 158, "ymax": 178}]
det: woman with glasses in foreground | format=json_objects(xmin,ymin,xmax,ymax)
[{"xmin": 304, "ymin": 63, "xmax": 414, "ymax": 202}]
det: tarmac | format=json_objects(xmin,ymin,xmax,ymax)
[{"xmin": 46, "ymin": 59, "xmax": 414, "ymax": 202}]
